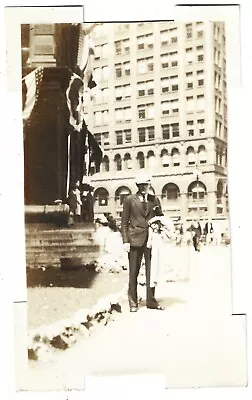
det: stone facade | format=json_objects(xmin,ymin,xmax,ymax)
[{"xmin": 83, "ymin": 21, "xmax": 229, "ymax": 224}]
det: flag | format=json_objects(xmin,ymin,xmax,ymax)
[
  {"xmin": 65, "ymin": 72, "xmax": 84, "ymax": 132},
  {"xmin": 76, "ymin": 24, "xmax": 97, "ymax": 90},
  {"xmin": 87, "ymin": 127, "xmax": 103, "ymax": 172},
  {"xmin": 65, "ymin": 22, "xmax": 101, "ymax": 195},
  {"xmin": 22, "ymin": 67, "xmax": 44, "ymax": 121}
]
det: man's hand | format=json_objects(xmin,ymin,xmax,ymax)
[{"xmin": 123, "ymin": 243, "xmax": 130, "ymax": 253}]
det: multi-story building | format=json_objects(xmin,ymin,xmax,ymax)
[{"xmin": 84, "ymin": 21, "xmax": 228, "ymax": 225}]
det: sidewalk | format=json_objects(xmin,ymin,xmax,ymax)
[{"xmin": 20, "ymin": 246, "xmax": 247, "ymax": 391}]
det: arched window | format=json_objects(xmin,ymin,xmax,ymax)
[
  {"xmin": 114, "ymin": 154, "xmax": 122, "ymax": 171},
  {"xmin": 124, "ymin": 153, "xmax": 132, "ymax": 169},
  {"xmin": 162, "ymin": 183, "xmax": 180, "ymax": 200},
  {"xmin": 198, "ymin": 145, "xmax": 207, "ymax": 164},
  {"xmin": 102, "ymin": 155, "xmax": 110, "ymax": 172},
  {"xmin": 187, "ymin": 146, "xmax": 196, "ymax": 165},
  {"xmin": 147, "ymin": 150, "xmax": 156, "ymax": 169},
  {"xmin": 171, "ymin": 148, "xmax": 180, "ymax": 166},
  {"xmin": 160, "ymin": 149, "xmax": 169, "ymax": 167},
  {"xmin": 115, "ymin": 186, "xmax": 131, "ymax": 205},
  {"xmin": 187, "ymin": 181, "xmax": 207, "ymax": 202},
  {"xmin": 137, "ymin": 152, "xmax": 145, "ymax": 169},
  {"xmin": 94, "ymin": 187, "xmax": 109, "ymax": 206}
]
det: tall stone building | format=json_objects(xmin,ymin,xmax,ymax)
[{"xmin": 84, "ymin": 22, "xmax": 228, "ymax": 225}]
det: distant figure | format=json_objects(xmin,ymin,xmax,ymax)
[
  {"xmin": 204, "ymin": 218, "xmax": 214, "ymax": 245},
  {"xmin": 175, "ymin": 222, "xmax": 184, "ymax": 245},
  {"xmin": 67, "ymin": 181, "xmax": 82, "ymax": 223},
  {"xmin": 188, "ymin": 219, "xmax": 202, "ymax": 252},
  {"xmin": 213, "ymin": 223, "xmax": 222, "ymax": 246},
  {"xmin": 81, "ymin": 184, "xmax": 94, "ymax": 223}
]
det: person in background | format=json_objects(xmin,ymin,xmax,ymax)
[
  {"xmin": 204, "ymin": 218, "xmax": 214, "ymax": 245},
  {"xmin": 175, "ymin": 221, "xmax": 184, "ymax": 246},
  {"xmin": 67, "ymin": 181, "xmax": 82, "ymax": 223},
  {"xmin": 188, "ymin": 219, "xmax": 202, "ymax": 252},
  {"xmin": 121, "ymin": 172, "xmax": 165, "ymax": 312},
  {"xmin": 81, "ymin": 183, "xmax": 94, "ymax": 223}
]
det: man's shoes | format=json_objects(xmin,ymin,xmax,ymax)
[
  {"xmin": 130, "ymin": 306, "xmax": 138, "ymax": 312},
  {"xmin": 147, "ymin": 304, "xmax": 165, "ymax": 311}
]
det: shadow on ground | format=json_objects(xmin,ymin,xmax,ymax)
[
  {"xmin": 139, "ymin": 297, "xmax": 186, "ymax": 309},
  {"xmin": 26, "ymin": 266, "xmax": 99, "ymax": 288},
  {"xmin": 159, "ymin": 296, "xmax": 187, "ymax": 308}
]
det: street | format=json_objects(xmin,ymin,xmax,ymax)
[{"xmin": 19, "ymin": 245, "xmax": 247, "ymax": 391}]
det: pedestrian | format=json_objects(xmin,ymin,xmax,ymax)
[
  {"xmin": 67, "ymin": 181, "xmax": 82, "ymax": 223},
  {"xmin": 175, "ymin": 221, "xmax": 183, "ymax": 246},
  {"xmin": 204, "ymin": 218, "xmax": 214, "ymax": 245},
  {"xmin": 188, "ymin": 219, "xmax": 202, "ymax": 252},
  {"xmin": 81, "ymin": 184, "xmax": 94, "ymax": 223},
  {"xmin": 121, "ymin": 172, "xmax": 165, "ymax": 312},
  {"xmin": 146, "ymin": 206, "xmax": 175, "ymax": 288}
]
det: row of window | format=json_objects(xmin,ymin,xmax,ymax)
[
  {"xmin": 94, "ymin": 119, "xmax": 205, "ymax": 147},
  {"xmin": 92, "ymin": 70, "xmax": 205, "ymax": 106},
  {"xmin": 94, "ymin": 23, "xmax": 205, "ymax": 57},
  {"xmin": 95, "ymin": 133, "xmax": 227, "ymax": 169},
  {"xmin": 101, "ymin": 146, "xmax": 208, "ymax": 172},
  {"xmin": 160, "ymin": 27, "xmax": 178, "ymax": 46},
  {"xmin": 93, "ymin": 48, "xmax": 205, "ymax": 81},
  {"xmin": 186, "ymin": 94, "xmax": 205, "ymax": 112},
  {"xmin": 93, "ymin": 21, "xmax": 204, "ymax": 37},
  {"xmin": 94, "ymin": 180, "xmax": 209, "ymax": 207},
  {"xmin": 95, "ymin": 179, "xmax": 227, "ymax": 208},
  {"xmin": 111, "ymin": 47, "xmax": 204, "ymax": 67},
  {"xmin": 186, "ymin": 70, "xmax": 204, "ymax": 88},
  {"xmin": 93, "ymin": 95, "xmax": 205, "ymax": 126},
  {"xmin": 185, "ymin": 22, "xmax": 204, "ymax": 40},
  {"xmin": 185, "ymin": 46, "xmax": 204, "ymax": 65}
]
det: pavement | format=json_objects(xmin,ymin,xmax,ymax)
[{"xmin": 18, "ymin": 245, "xmax": 247, "ymax": 392}]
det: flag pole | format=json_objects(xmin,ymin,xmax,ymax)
[{"xmin": 66, "ymin": 134, "xmax": 71, "ymax": 197}]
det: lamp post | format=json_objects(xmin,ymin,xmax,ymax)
[{"xmin": 193, "ymin": 167, "xmax": 202, "ymax": 217}]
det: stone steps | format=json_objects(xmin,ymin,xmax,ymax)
[
  {"xmin": 26, "ymin": 237, "xmax": 94, "ymax": 246},
  {"xmin": 25, "ymin": 222, "xmax": 95, "ymax": 231},
  {"xmin": 26, "ymin": 245, "xmax": 100, "ymax": 253},
  {"xmin": 25, "ymin": 223, "xmax": 102, "ymax": 268}
]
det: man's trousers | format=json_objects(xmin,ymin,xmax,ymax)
[{"xmin": 128, "ymin": 244, "xmax": 157, "ymax": 308}]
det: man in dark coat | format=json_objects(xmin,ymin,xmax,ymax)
[
  {"xmin": 81, "ymin": 184, "xmax": 94, "ymax": 223},
  {"xmin": 121, "ymin": 172, "xmax": 165, "ymax": 312},
  {"xmin": 188, "ymin": 219, "xmax": 202, "ymax": 252}
]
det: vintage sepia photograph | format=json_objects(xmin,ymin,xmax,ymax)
[{"xmin": 5, "ymin": 6, "xmax": 248, "ymax": 393}]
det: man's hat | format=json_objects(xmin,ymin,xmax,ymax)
[{"xmin": 135, "ymin": 172, "xmax": 152, "ymax": 185}]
